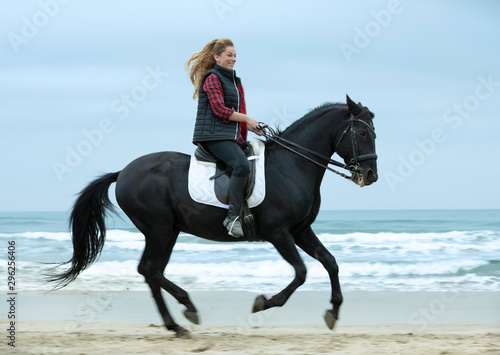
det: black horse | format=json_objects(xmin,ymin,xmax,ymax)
[{"xmin": 51, "ymin": 95, "xmax": 378, "ymax": 337}]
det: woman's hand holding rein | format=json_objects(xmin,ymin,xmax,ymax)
[{"xmin": 229, "ymin": 112, "xmax": 268, "ymax": 136}]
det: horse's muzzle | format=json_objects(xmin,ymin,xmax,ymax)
[
  {"xmin": 365, "ymin": 168, "xmax": 378, "ymax": 184},
  {"xmin": 352, "ymin": 165, "xmax": 378, "ymax": 187}
]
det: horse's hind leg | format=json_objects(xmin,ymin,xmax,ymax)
[
  {"xmin": 295, "ymin": 227, "xmax": 342, "ymax": 330},
  {"xmin": 155, "ymin": 233, "xmax": 199, "ymax": 325},
  {"xmin": 136, "ymin": 227, "xmax": 198, "ymax": 337}
]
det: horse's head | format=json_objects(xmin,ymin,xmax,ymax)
[{"xmin": 334, "ymin": 95, "xmax": 378, "ymax": 187}]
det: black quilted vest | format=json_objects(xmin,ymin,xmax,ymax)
[{"xmin": 192, "ymin": 64, "xmax": 242, "ymax": 143}]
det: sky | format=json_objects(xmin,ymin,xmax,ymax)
[{"xmin": 1, "ymin": 0, "xmax": 499, "ymax": 212}]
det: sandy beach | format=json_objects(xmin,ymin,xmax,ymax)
[{"xmin": 2, "ymin": 290, "xmax": 499, "ymax": 354}]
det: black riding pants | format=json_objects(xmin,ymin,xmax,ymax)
[{"xmin": 204, "ymin": 140, "xmax": 250, "ymax": 178}]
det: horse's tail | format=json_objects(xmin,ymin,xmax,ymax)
[{"xmin": 49, "ymin": 172, "xmax": 120, "ymax": 288}]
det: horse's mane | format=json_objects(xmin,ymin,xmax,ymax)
[{"xmin": 264, "ymin": 102, "xmax": 347, "ymax": 144}]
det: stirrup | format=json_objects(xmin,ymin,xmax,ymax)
[{"xmin": 223, "ymin": 217, "xmax": 244, "ymax": 238}]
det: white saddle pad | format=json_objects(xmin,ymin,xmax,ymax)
[{"xmin": 188, "ymin": 140, "xmax": 266, "ymax": 209}]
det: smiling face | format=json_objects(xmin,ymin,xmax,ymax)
[{"xmin": 214, "ymin": 46, "xmax": 236, "ymax": 70}]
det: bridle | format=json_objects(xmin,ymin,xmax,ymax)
[
  {"xmin": 334, "ymin": 108, "xmax": 378, "ymax": 175},
  {"xmin": 260, "ymin": 109, "xmax": 377, "ymax": 181}
]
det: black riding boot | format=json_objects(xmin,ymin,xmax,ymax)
[{"xmin": 223, "ymin": 175, "xmax": 248, "ymax": 237}]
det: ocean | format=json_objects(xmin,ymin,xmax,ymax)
[{"xmin": 1, "ymin": 210, "xmax": 499, "ymax": 294}]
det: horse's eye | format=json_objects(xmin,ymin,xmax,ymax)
[{"xmin": 359, "ymin": 130, "xmax": 367, "ymax": 138}]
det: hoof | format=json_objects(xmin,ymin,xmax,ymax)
[
  {"xmin": 184, "ymin": 310, "xmax": 200, "ymax": 325},
  {"xmin": 174, "ymin": 326, "xmax": 191, "ymax": 339},
  {"xmin": 252, "ymin": 295, "xmax": 267, "ymax": 313},
  {"xmin": 324, "ymin": 310, "xmax": 337, "ymax": 330}
]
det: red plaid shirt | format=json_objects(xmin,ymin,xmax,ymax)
[{"xmin": 203, "ymin": 73, "xmax": 247, "ymax": 143}]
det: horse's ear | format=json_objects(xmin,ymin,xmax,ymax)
[{"xmin": 346, "ymin": 94, "xmax": 362, "ymax": 116}]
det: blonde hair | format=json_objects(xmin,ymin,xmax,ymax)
[{"xmin": 185, "ymin": 38, "xmax": 234, "ymax": 99}]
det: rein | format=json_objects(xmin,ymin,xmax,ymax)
[
  {"xmin": 260, "ymin": 110, "xmax": 377, "ymax": 181},
  {"xmin": 262, "ymin": 126, "xmax": 353, "ymax": 180}
]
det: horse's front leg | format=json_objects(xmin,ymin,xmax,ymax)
[
  {"xmin": 252, "ymin": 230, "xmax": 307, "ymax": 313},
  {"xmin": 294, "ymin": 227, "xmax": 343, "ymax": 330}
]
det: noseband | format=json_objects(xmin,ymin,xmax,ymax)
[{"xmin": 260, "ymin": 108, "xmax": 377, "ymax": 181}]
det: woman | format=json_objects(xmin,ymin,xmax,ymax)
[{"xmin": 185, "ymin": 38, "xmax": 265, "ymax": 238}]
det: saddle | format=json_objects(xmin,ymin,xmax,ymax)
[
  {"xmin": 192, "ymin": 141, "xmax": 264, "ymax": 242},
  {"xmin": 194, "ymin": 142, "xmax": 257, "ymax": 204}
]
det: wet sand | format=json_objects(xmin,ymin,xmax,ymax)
[{"xmin": 2, "ymin": 290, "xmax": 499, "ymax": 354}]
